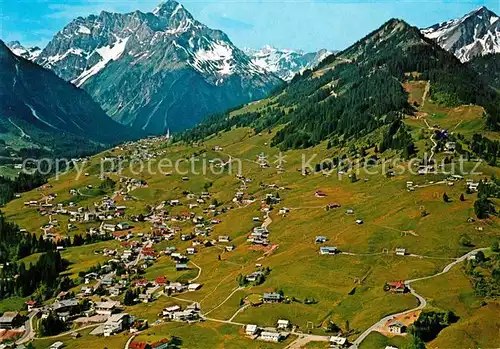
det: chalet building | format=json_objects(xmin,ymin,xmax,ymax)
[
  {"xmin": 0, "ymin": 312, "xmax": 23, "ymax": 329},
  {"xmin": 330, "ymin": 336, "xmax": 348, "ymax": 348},
  {"xmin": 315, "ymin": 236, "xmax": 328, "ymax": 244},
  {"xmin": 276, "ymin": 319, "xmax": 290, "ymax": 330},
  {"xmin": 165, "ymin": 282, "xmax": 186, "ymax": 293},
  {"xmin": 155, "ymin": 276, "xmax": 168, "ymax": 286},
  {"xmin": 388, "ymin": 321, "xmax": 407, "ymax": 334},
  {"xmin": 319, "ymin": 246, "xmax": 338, "ymax": 255},
  {"xmin": 103, "ymin": 313, "xmax": 130, "ymax": 336},
  {"xmin": 25, "ymin": 300, "xmax": 39, "ymax": 312},
  {"xmin": 259, "ymin": 331, "xmax": 282, "ymax": 342},
  {"xmin": 129, "ymin": 342, "xmax": 151, "ymax": 349},
  {"xmin": 395, "ymin": 248, "xmax": 406, "ymax": 256},
  {"xmin": 94, "ymin": 301, "xmax": 119, "ymax": 316},
  {"xmin": 386, "ymin": 281, "xmax": 408, "ymax": 293},
  {"xmin": 263, "ymin": 293, "xmax": 283, "ymax": 303},
  {"xmin": 176, "ymin": 263, "xmax": 188, "ymax": 271},
  {"xmin": 52, "ymin": 299, "xmax": 79, "ymax": 320},
  {"xmin": 245, "ymin": 324, "xmax": 259, "ymax": 335}
]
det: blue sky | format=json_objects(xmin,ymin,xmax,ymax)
[{"xmin": 1, "ymin": 0, "xmax": 499, "ymax": 52}]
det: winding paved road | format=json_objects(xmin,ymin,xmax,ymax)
[
  {"xmin": 15, "ymin": 310, "xmax": 38, "ymax": 345},
  {"xmin": 350, "ymin": 247, "xmax": 488, "ymax": 348},
  {"xmin": 423, "ymin": 119, "xmax": 438, "ymax": 162}
]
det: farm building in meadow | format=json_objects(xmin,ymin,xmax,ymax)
[
  {"xmin": 245, "ymin": 324, "xmax": 259, "ymax": 335},
  {"xmin": 276, "ymin": 319, "xmax": 290, "ymax": 329},
  {"xmin": 263, "ymin": 292, "xmax": 283, "ymax": 303},
  {"xmin": 330, "ymin": 335, "xmax": 348, "ymax": 348},
  {"xmin": 319, "ymin": 246, "xmax": 338, "ymax": 255},
  {"xmin": 388, "ymin": 321, "xmax": 407, "ymax": 334},
  {"xmin": 315, "ymin": 236, "xmax": 328, "ymax": 243},
  {"xmin": 385, "ymin": 281, "xmax": 408, "ymax": 293},
  {"xmin": 395, "ymin": 248, "xmax": 406, "ymax": 256}
]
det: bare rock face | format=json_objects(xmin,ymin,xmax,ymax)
[{"xmin": 422, "ymin": 6, "xmax": 500, "ymax": 62}]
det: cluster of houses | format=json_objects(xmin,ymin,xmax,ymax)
[
  {"xmin": 247, "ymin": 226, "xmax": 270, "ymax": 246},
  {"xmin": 245, "ymin": 319, "xmax": 291, "ymax": 342},
  {"xmin": 24, "ymin": 297, "xmax": 137, "ymax": 338},
  {"xmin": 161, "ymin": 303, "xmax": 200, "ymax": 322},
  {"xmin": 315, "ymin": 236, "xmax": 341, "ymax": 255},
  {"xmin": 407, "ymin": 174, "xmax": 467, "ymax": 191}
]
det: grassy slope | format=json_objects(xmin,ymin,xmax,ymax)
[
  {"xmin": 413, "ymin": 267, "xmax": 500, "ymax": 349},
  {"xmin": 2, "ymin": 94, "xmax": 500, "ymax": 347}
]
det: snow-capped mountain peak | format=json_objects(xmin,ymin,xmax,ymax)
[
  {"xmin": 244, "ymin": 46, "xmax": 332, "ymax": 81},
  {"xmin": 35, "ymin": 0, "xmax": 282, "ymax": 133},
  {"xmin": 6, "ymin": 41, "xmax": 42, "ymax": 61},
  {"xmin": 422, "ymin": 6, "xmax": 499, "ymax": 62},
  {"xmin": 153, "ymin": 0, "xmax": 189, "ymax": 19}
]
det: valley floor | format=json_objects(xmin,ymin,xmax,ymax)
[{"xmin": 2, "ymin": 91, "xmax": 500, "ymax": 349}]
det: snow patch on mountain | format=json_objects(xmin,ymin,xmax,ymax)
[
  {"xmin": 170, "ymin": 3, "xmax": 183, "ymax": 18},
  {"xmin": 193, "ymin": 41, "xmax": 234, "ymax": 76},
  {"xmin": 47, "ymin": 48, "xmax": 85, "ymax": 65},
  {"xmin": 165, "ymin": 18, "xmax": 193, "ymax": 35},
  {"xmin": 78, "ymin": 25, "xmax": 91, "ymax": 34},
  {"xmin": 73, "ymin": 36, "xmax": 129, "ymax": 87}
]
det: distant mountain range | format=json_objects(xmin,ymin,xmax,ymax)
[
  {"xmin": 0, "ymin": 40, "xmax": 136, "ymax": 157},
  {"xmin": 6, "ymin": 41, "xmax": 42, "ymax": 61},
  {"xmin": 3, "ymin": 3, "xmax": 499, "ymax": 149},
  {"xmin": 26, "ymin": 0, "xmax": 282, "ymax": 133},
  {"xmin": 243, "ymin": 46, "xmax": 332, "ymax": 81},
  {"xmin": 422, "ymin": 6, "xmax": 499, "ymax": 62}
]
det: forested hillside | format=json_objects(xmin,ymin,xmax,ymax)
[
  {"xmin": 468, "ymin": 53, "xmax": 500, "ymax": 90},
  {"xmin": 179, "ymin": 19, "xmax": 500, "ymax": 152}
]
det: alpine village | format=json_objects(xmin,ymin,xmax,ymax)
[{"xmin": 0, "ymin": 1, "xmax": 500, "ymax": 349}]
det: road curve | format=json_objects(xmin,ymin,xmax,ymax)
[
  {"xmin": 423, "ymin": 119, "xmax": 438, "ymax": 162},
  {"xmin": 15, "ymin": 310, "xmax": 38, "ymax": 345},
  {"xmin": 350, "ymin": 247, "xmax": 488, "ymax": 348},
  {"xmin": 188, "ymin": 261, "xmax": 202, "ymax": 283},
  {"xmin": 124, "ymin": 334, "xmax": 136, "ymax": 349}
]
